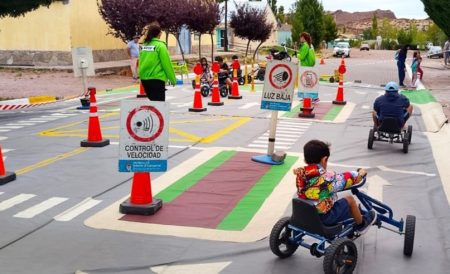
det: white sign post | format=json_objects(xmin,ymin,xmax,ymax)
[
  {"xmin": 297, "ymin": 66, "xmax": 319, "ymax": 101},
  {"xmin": 252, "ymin": 60, "xmax": 298, "ymax": 165},
  {"xmin": 119, "ymin": 100, "xmax": 169, "ymax": 172}
]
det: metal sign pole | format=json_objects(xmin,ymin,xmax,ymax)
[{"xmin": 267, "ymin": 110, "xmax": 278, "ymax": 155}]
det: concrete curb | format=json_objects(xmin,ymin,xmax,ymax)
[{"xmin": 0, "ymin": 96, "xmax": 59, "ymax": 110}]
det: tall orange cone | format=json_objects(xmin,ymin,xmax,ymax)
[
  {"xmin": 119, "ymin": 172, "xmax": 162, "ymax": 215},
  {"xmin": 333, "ymin": 77, "xmax": 347, "ymax": 105},
  {"xmin": 320, "ymin": 57, "xmax": 325, "ymax": 65},
  {"xmin": 80, "ymin": 87, "xmax": 110, "ymax": 147},
  {"xmin": 0, "ymin": 145, "xmax": 16, "ymax": 185},
  {"xmin": 340, "ymin": 56, "xmax": 346, "ymax": 66},
  {"xmin": 189, "ymin": 63, "xmax": 207, "ymax": 112},
  {"xmin": 137, "ymin": 81, "xmax": 147, "ymax": 98},
  {"xmin": 298, "ymin": 97, "xmax": 315, "ymax": 118},
  {"xmin": 208, "ymin": 62, "xmax": 224, "ymax": 106},
  {"xmin": 228, "ymin": 59, "xmax": 242, "ymax": 99}
]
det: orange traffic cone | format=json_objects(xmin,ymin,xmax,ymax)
[
  {"xmin": 320, "ymin": 57, "xmax": 325, "ymax": 65},
  {"xmin": 333, "ymin": 78, "xmax": 347, "ymax": 105},
  {"xmin": 137, "ymin": 81, "xmax": 147, "ymax": 98},
  {"xmin": 228, "ymin": 60, "xmax": 242, "ymax": 99},
  {"xmin": 208, "ymin": 73, "xmax": 224, "ymax": 106},
  {"xmin": 80, "ymin": 87, "xmax": 110, "ymax": 147},
  {"xmin": 189, "ymin": 75, "xmax": 207, "ymax": 112},
  {"xmin": 298, "ymin": 97, "xmax": 315, "ymax": 118},
  {"xmin": 119, "ymin": 172, "xmax": 162, "ymax": 215},
  {"xmin": 340, "ymin": 56, "xmax": 346, "ymax": 66},
  {"xmin": 0, "ymin": 145, "xmax": 16, "ymax": 185}
]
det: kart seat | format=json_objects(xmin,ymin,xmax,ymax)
[
  {"xmin": 378, "ymin": 117, "xmax": 402, "ymax": 134},
  {"xmin": 290, "ymin": 198, "xmax": 343, "ymax": 239}
]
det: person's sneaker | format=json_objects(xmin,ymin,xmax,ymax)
[{"xmin": 356, "ymin": 210, "xmax": 377, "ymax": 235}]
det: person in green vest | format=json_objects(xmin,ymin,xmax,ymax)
[
  {"xmin": 139, "ymin": 21, "xmax": 177, "ymax": 101},
  {"xmin": 297, "ymin": 32, "xmax": 316, "ymax": 67}
]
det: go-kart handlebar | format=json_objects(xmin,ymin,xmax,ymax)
[{"xmin": 348, "ymin": 176, "xmax": 367, "ymax": 190}]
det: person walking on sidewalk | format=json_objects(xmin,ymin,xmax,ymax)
[
  {"xmin": 127, "ymin": 35, "xmax": 140, "ymax": 81},
  {"xmin": 138, "ymin": 22, "xmax": 176, "ymax": 102},
  {"xmin": 395, "ymin": 45, "xmax": 408, "ymax": 87},
  {"xmin": 444, "ymin": 38, "xmax": 450, "ymax": 66},
  {"xmin": 417, "ymin": 51, "xmax": 423, "ymax": 81}
]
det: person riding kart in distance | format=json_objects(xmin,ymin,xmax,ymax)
[
  {"xmin": 293, "ymin": 140, "xmax": 376, "ymax": 234},
  {"xmin": 214, "ymin": 56, "xmax": 233, "ymax": 91},
  {"xmin": 200, "ymin": 57, "xmax": 213, "ymax": 86},
  {"xmin": 372, "ymin": 81, "xmax": 413, "ymax": 129}
]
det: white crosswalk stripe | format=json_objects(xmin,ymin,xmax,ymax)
[
  {"xmin": 14, "ymin": 197, "xmax": 68, "ymax": 218},
  {"xmin": 0, "ymin": 194, "xmax": 36, "ymax": 211},
  {"xmin": 54, "ymin": 198, "xmax": 102, "ymax": 222},
  {"xmin": 248, "ymin": 120, "xmax": 312, "ymax": 151}
]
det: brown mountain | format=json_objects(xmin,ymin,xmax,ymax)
[{"xmin": 331, "ymin": 9, "xmax": 396, "ymax": 25}]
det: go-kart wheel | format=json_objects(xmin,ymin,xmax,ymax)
[
  {"xmin": 238, "ymin": 77, "xmax": 245, "ymax": 85},
  {"xmin": 407, "ymin": 125, "xmax": 413, "ymax": 144},
  {"xmin": 403, "ymin": 215, "xmax": 416, "ymax": 256},
  {"xmin": 323, "ymin": 238, "xmax": 358, "ymax": 274},
  {"xmin": 269, "ymin": 217, "xmax": 298, "ymax": 258},
  {"xmin": 200, "ymin": 86, "xmax": 210, "ymax": 97},
  {"xmin": 329, "ymin": 77, "xmax": 335, "ymax": 83},
  {"xmin": 310, "ymin": 243, "xmax": 322, "ymax": 258},
  {"xmin": 247, "ymin": 75, "xmax": 252, "ymax": 83},
  {"xmin": 403, "ymin": 132, "xmax": 409, "ymax": 153},
  {"xmin": 368, "ymin": 129, "xmax": 374, "ymax": 149},
  {"xmin": 219, "ymin": 86, "xmax": 228, "ymax": 98}
]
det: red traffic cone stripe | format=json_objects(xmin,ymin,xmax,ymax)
[
  {"xmin": 332, "ymin": 80, "xmax": 347, "ymax": 105},
  {"xmin": 189, "ymin": 77, "xmax": 207, "ymax": 112},
  {"xmin": 299, "ymin": 97, "xmax": 315, "ymax": 118},
  {"xmin": 208, "ymin": 75, "xmax": 224, "ymax": 106},
  {"xmin": 130, "ymin": 172, "xmax": 153, "ymax": 204},
  {"xmin": 80, "ymin": 87, "xmax": 110, "ymax": 147},
  {"xmin": 0, "ymin": 145, "xmax": 6, "ymax": 176}
]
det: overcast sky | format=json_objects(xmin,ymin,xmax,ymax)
[{"xmin": 276, "ymin": 0, "xmax": 428, "ymax": 19}]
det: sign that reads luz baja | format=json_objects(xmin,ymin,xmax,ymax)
[
  {"xmin": 119, "ymin": 100, "xmax": 169, "ymax": 172},
  {"xmin": 261, "ymin": 60, "xmax": 298, "ymax": 111}
]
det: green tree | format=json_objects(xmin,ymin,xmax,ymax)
[
  {"xmin": 362, "ymin": 28, "xmax": 373, "ymax": 40},
  {"xmin": 291, "ymin": 0, "xmax": 324, "ymax": 49},
  {"xmin": 0, "ymin": 0, "xmax": 63, "ymax": 18},
  {"xmin": 268, "ymin": 0, "xmax": 277, "ymax": 15},
  {"xmin": 277, "ymin": 5, "xmax": 285, "ymax": 23},
  {"xmin": 421, "ymin": 0, "xmax": 450, "ymax": 37},
  {"xmin": 397, "ymin": 29, "xmax": 413, "ymax": 45},
  {"xmin": 426, "ymin": 23, "xmax": 447, "ymax": 46},
  {"xmin": 371, "ymin": 12, "xmax": 378, "ymax": 38},
  {"xmin": 322, "ymin": 14, "xmax": 338, "ymax": 44},
  {"xmin": 379, "ymin": 18, "xmax": 397, "ymax": 40}
]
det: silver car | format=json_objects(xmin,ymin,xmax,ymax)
[{"xmin": 333, "ymin": 42, "xmax": 351, "ymax": 58}]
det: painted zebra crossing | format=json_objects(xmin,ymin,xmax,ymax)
[
  {"xmin": 0, "ymin": 113, "xmax": 78, "ymax": 133},
  {"xmin": 248, "ymin": 120, "xmax": 312, "ymax": 150},
  {"xmin": 0, "ymin": 193, "xmax": 102, "ymax": 222}
]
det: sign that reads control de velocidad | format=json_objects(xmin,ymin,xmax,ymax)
[
  {"xmin": 261, "ymin": 60, "xmax": 298, "ymax": 111},
  {"xmin": 119, "ymin": 100, "xmax": 169, "ymax": 172}
]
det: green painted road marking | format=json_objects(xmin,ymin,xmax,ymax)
[
  {"xmin": 401, "ymin": 89, "xmax": 437, "ymax": 104},
  {"xmin": 239, "ymin": 84, "xmax": 263, "ymax": 92},
  {"xmin": 155, "ymin": 150, "xmax": 236, "ymax": 203},
  {"xmin": 283, "ymin": 104, "xmax": 301, "ymax": 118},
  {"xmin": 217, "ymin": 155, "xmax": 298, "ymax": 231},
  {"xmin": 323, "ymin": 105, "xmax": 344, "ymax": 121}
]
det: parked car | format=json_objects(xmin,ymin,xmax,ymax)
[
  {"xmin": 426, "ymin": 42, "xmax": 433, "ymax": 50},
  {"xmin": 427, "ymin": 46, "xmax": 443, "ymax": 58},
  {"xmin": 333, "ymin": 42, "xmax": 351, "ymax": 57},
  {"xmin": 360, "ymin": 43, "xmax": 370, "ymax": 51}
]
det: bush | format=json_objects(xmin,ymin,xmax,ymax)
[
  {"xmin": 349, "ymin": 39, "xmax": 361, "ymax": 48},
  {"xmin": 381, "ymin": 39, "xmax": 398, "ymax": 50}
]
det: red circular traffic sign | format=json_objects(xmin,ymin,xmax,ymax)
[
  {"xmin": 339, "ymin": 64, "xmax": 346, "ymax": 74},
  {"xmin": 193, "ymin": 63, "xmax": 203, "ymax": 75},
  {"xmin": 126, "ymin": 105, "xmax": 164, "ymax": 142},
  {"xmin": 268, "ymin": 63, "xmax": 293, "ymax": 89}
]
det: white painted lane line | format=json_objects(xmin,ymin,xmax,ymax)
[
  {"xmin": 0, "ymin": 137, "xmax": 8, "ymax": 141},
  {"xmin": 0, "ymin": 130, "xmax": 11, "ymax": 132},
  {"xmin": 252, "ymin": 140, "xmax": 293, "ymax": 145},
  {"xmin": 279, "ymin": 121, "xmax": 312, "ymax": 126},
  {"xmin": 0, "ymin": 194, "xmax": 36, "ymax": 211},
  {"xmin": 29, "ymin": 119, "xmax": 50, "ymax": 122},
  {"xmin": 276, "ymin": 130, "xmax": 306, "ymax": 134},
  {"xmin": 151, "ymin": 261, "xmax": 231, "ymax": 274},
  {"xmin": 361, "ymin": 105, "xmax": 370, "ymax": 109},
  {"xmin": 110, "ymin": 141, "xmax": 119, "ymax": 145},
  {"xmin": 239, "ymin": 102, "xmax": 260, "ymax": 109},
  {"xmin": 14, "ymin": 197, "xmax": 68, "ymax": 218},
  {"xmin": 51, "ymin": 113, "xmax": 77, "ymax": 116},
  {"xmin": 0, "ymin": 126, "xmax": 23, "ymax": 129},
  {"xmin": 10, "ymin": 123, "xmax": 35, "ymax": 126},
  {"xmin": 0, "ymin": 192, "xmax": 4, "ymax": 195},
  {"xmin": 54, "ymin": 198, "xmax": 102, "ymax": 222},
  {"xmin": 110, "ymin": 142, "xmax": 207, "ymax": 151},
  {"xmin": 248, "ymin": 144, "xmax": 290, "ymax": 149},
  {"xmin": 2, "ymin": 148, "xmax": 13, "ymax": 153},
  {"xmin": 258, "ymin": 137, "xmax": 297, "ymax": 141},
  {"xmin": 377, "ymin": 165, "xmax": 436, "ymax": 177},
  {"xmin": 262, "ymin": 132, "xmax": 302, "ymax": 137}
]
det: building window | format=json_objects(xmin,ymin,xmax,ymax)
[{"xmin": 194, "ymin": 33, "xmax": 200, "ymax": 41}]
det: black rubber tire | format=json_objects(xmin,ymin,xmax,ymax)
[
  {"xmin": 269, "ymin": 217, "xmax": 298, "ymax": 258},
  {"xmin": 407, "ymin": 125, "xmax": 413, "ymax": 144},
  {"xmin": 403, "ymin": 215, "xmax": 416, "ymax": 256},
  {"xmin": 200, "ymin": 86, "xmax": 210, "ymax": 97},
  {"xmin": 247, "ymin": 75, "xmax": 252, "ymax": 83},
  {"xmin": 323, "ymin": 238, "xmax": 358, "ymax": 274},
  {"xmin": 368, "ymin": 129, "xmax": 374, "ymax": 149},
  {"xmin": 403, "ymin": 132, "xmax": 409, "ymax": 153},
  {"xmin": 219, "ymin": 86, "xmax": 228, "ymax": 98},
  {"xmin": 238, "ymin": 77, "xmax": 244, "ymax": 85}
]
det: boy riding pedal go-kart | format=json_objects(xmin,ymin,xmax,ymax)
[{"xmin": 270, "ymin": 140, "xmax": 416, "ymax": 274}]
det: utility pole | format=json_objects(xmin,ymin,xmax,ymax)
[{"xmin": 224, "ymin": 0, "xmax": 228, "ymax": 51}]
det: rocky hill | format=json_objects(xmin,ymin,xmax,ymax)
[{"xmin": 331, "ymin": 9, "xmax": 396, "ymax": 25}]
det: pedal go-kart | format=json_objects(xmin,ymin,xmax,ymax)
[
  {"xmin": 367, "ymin": 117, "xmax": 413, "ymax": 153},
  {"xmin": 269, "ymin": 177, "xmax": 415, "ymax": 274},
  {"xmin": 191, "ymin": 78, "xmax": 228, "ymax": 98}
]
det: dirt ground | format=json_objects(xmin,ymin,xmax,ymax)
[{"xmin": 0, "ymin": 68, "xmax": 135, "ymax": 100}]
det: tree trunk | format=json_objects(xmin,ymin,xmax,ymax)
[
  {"xmin": 245, "ymin": 39, "xmax": 251, "ymax": 59},
  {"xmin": 165, "ymin": 32, "xmax": 169, "ymax": 45},
  {"xmin": 224, "ymin": 0, "xmax": 228, "ymax": 51},
  {"xmin": 198, "ymin": 34, "xmax": 202, "ymax": 60},
  {"xmin": 252, "ymin": 41, "xmax": 264, "ymax": 61},
  {"xmin": 210, "ymin": 32, "xmax": 214, "ymax": 63},
  {"xmin": 175, "ymin": 33, "xmax": 185, "ymax": 63}
]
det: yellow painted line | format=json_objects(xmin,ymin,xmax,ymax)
[
  {"xmin": 169, "ymin": 128, "xmax": 202, "ymax": 142},
  {"xmin": 201, "ymin": 117, "xmax": 251, "ymax": 143},
  {"xmin": 16, "ymin": 147, "xmax": 89, "ymax": 175},
  {"xmin": 29, "ymin": 96, "xmax": 57, "ymax": 104},
  {"xmin": 170, "ymin": 117, "xmax": 234, "ymax": 124}
]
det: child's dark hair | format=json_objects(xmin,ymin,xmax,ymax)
[
  {"xmin": 303, "ymin": 140, "xmax": 330, "ymax": 164},
  {"xmin": 144, "ymin": 21, "xmax": 161, "ymax": 43},
  {"xmin": 232, "ymin": 55, "xmax": 239, "ymax": 60},
  {"xmin": 215, "ymin": 56, "xmax": 223, "ymax": 62}
]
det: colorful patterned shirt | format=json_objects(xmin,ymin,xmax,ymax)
[{"xmin": 295, "ymin": 164, "xmax": 359, "ymax": 214}]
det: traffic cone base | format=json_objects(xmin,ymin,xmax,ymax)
[
  {"xmin": 298, "ymin": 98, "xmax": 315, "ymax": 118},
  {"xmin": 80, "ymin": 139, "xmax": 110, "ymax": 147},
  {"xmin": 120, "ymin": 198, "xmax": 162, "ymax": 215},
  {"xmin": 208, "ymin": 101, "xmax": 224, "ymax": 106},
  {"xmin": 0, "ymin": 171, "xmax": 16, "ymax": 185},
  {"xmin": 332, "ymin": 100, "xmax": 347, "ymax": 105},
  {"xmin": 137, "ymin": 94, "xmax": 147, "ymax": 98},
  {"xmin": 228, "ymin": 95, "xmax": 243, "ymax": 99}
]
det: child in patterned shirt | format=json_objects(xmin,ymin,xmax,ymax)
[{"xmin": 293, "ymin": 140, "xmax": 376, "ymax": 234}]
